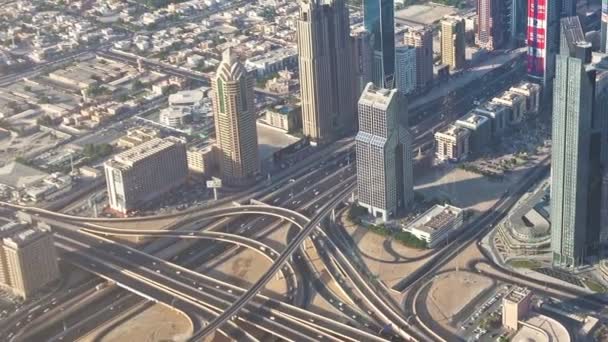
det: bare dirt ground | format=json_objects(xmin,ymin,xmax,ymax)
[{"xmin": 89, "ymin": 303, "xmax": 193, "ymax": 342}]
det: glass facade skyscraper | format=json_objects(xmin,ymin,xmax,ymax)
[{"xmin": 364, "ymin": 0, "xmax": 395, "ymax": 88}]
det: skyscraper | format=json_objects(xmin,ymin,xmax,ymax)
[
  {"xmin": 476, "ymin": 0, "xmax": 505, "ymax": 50},
  {"xmin": 395, "ymin": 44, "xmax": 416, "ymax": 95},
  {"xmin": 527, "ymin": 0, "xmax": 563, "ymax": 88},
  {"xmin": 352, "ymin": 29, "xmax": 373, "ymax": 93},
  {"xmin": 297, "ymin": 0, "xmax": 356, "ymax": 144},
  {"xmin": 364, "ymin": 0, "xmax": 396, "ymax": 88},
  {"xmin": 551, "ymin": 17, "xmax": 603, "ymax": 267},
  {"xmin": 404, "ymin": 27, "xmax": 434, "ymax": 91},
  {"xmin": 356, "ymin": 83, "xmax": 413, "ymax": 221},
  {"xmin": 602, "ymin": 0, "xmax": 608, "ymax": 52},
  {"xmin": 510, "ymin": 0, "xmax": 528, "ymax": 45},
  {"xmin": 441, "ymin": 16, "xmax": 466, "ymax": 70},
  {"xmin": 212, "ymin": 49, "xmax": 259, "ymax": 186}
]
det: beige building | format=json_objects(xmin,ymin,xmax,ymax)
[
  {"xmin": 117, "ymin": 127, "xmax": 160, "ymax": 149},
  {"xmin": 104, "ymin": 137, "xmax": 188, "ymax": 214},
  {"xmin": 187, "ymin": 144, "xmax": 218, "ymax": 175},
  {"xmin": 264, "ymin": 104, "xmax": 301, "ymax": 132},
  {"xmin": 434, "ymin": 125, "xmax": 471, "ymax": 161},
  {"xmin": 441, "ymin": 16, "xmax": 466, "ymax": 70},
  {"xmin": 492, "ymin": 91, "xmax": 526, "ymax": 124},
  {"xmin": 211, "ymin": 49, "xmax": 259, "ymax": 186},
  {"xmin": 297, "ymin": 0, "xmax": 356, "ymax": 145},
  {"xmin": 404, "ymin": 26, "xmax": 434, "ymax": 90},
  {"xmin": 0, "ymin": 221, "xmax": 60, "ymax": 299},
  {"xmin": 503, "ymin": 287, "xmax": 533, "ymax": 330},
  {"xmin": 509, "ymin": 82, "xmax": 542, "ymax": 114}
]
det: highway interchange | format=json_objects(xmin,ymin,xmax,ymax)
[{"xmin": 0, "ymin": 41, "xmax": 574, "ymax": 342}]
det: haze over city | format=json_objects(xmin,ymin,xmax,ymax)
[{"xmin": 0, "ymin": 0, "xmax": 607, "ymax": 341}]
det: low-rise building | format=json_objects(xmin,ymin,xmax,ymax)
[
  {"xmin": 474, "ymin": 101, "xmax": 509, "ymax": 137},
  {"xmin": 492, "ymin": 91, "xmax": 526, "ymax": 124},
  {"xmin": 434, "ymin": 124, "xmax": 470, "ymax": 161},
  {"xmin": 159, "ymin": 106, "xmax": 192, "ymax": 128},
  {"xmin": 104, "ymin": 137, "xmax": 188, "ymax": 214},
  {"xmin": 404, "ymin": 204, "xmax": 464, "ymax": 248},
  {"xmin": 187, "ymin": 144, "xmax": 218, "ymax": 175},
  {"xmin": 503, "ymin": 286, "xmax": 532, "ymax": 331},
  {"xmin": 455, "ymin": 112, "xmax": 491, "ymax": 154},
  {"xmin": 509, "ymin": 82, "xmax": 541, "ymax": 114},
  {"xmin": 117, "ymin": 127, "xmax": 160, "ymax": 149},
  {"xmin": 264, "ymin": 104, "xmax": 301, "ymax": 132},
  {"xmin": 0, "ymin": 221, "xmax": 60, "ymax": 299}
]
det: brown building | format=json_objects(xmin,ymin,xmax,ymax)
[
  {"xmin": 404, "ymin": 26, "xmax": 434, "ymax": 90},
  {"xmin": 0, "ymin": 221, "xmax": 60, "ymax": 299},
  {"xmin": 476, "ymin": 0, "xmax": 505, "ymax": 50},
  {"xmin": 502, "ymin": 287, "xmax": 532, "ymax": 330},
  {"xmin": 441, "ymin": 16, "xmax": 466, "ymax": 70}
]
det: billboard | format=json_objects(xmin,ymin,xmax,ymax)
[{"xmin": 527, "ymin": 0, "xmax": 547, "ymax": 78}]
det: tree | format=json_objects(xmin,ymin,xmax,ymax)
[
  {"xmin": 131, "ymin": 79, "xmax": 145, "ymax": 91},
  {"xmin": 260, "ymin": 6, "xmax": 277, "ymax": 21},
  {"xmin": 23, "ymin": 85, "xmax": 32, "ymax": 92},
  {"xmin": 36, "ymin": 115, "xmax": 54, "ymax": 126}
]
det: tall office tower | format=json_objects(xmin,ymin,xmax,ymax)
[
  {"xmin": 105, "ymin": 137, "xmax": 188, "ymax": 214},
  {"xmin": 395, "ymin": 44, "xmax": 417, "ymax": 95},
  {"xmin": 212, "ymin": 49, "xmax": 259, "ymax": 185},
  {"xmin": 510, "ymin": 0, "xmax": 528, "ymax": 45},
  {"xmin": 364, "ymin": 0, "xmax": 395, "ymax": 88},
  {"xmin": 0, "ymin": 222, "xmax": 60, "ymax": 299},
  {"xmin": 297, "ymin": 0, "xmax": 357, "ymax": 144},
  {"xmin": 352, "ymin": 29, "xmax": 373, "ymax": 93},
  {"xmin": 404, "ymin": 26, "xmax": 434, "ymax": 90},
  {"xmin": 355, "ymin": 83, "xmax": 413, "ymax": 221},
  {"xmin": 527, "ymin": 0, "xmax": 561, "ymax": 88},
  {"xmin": 441, "ymin": 16, "xmax": 466, "ymax": 70},
  {"xmin": 601, "ymin": 0, "xmax": 608, "ymax": 52},
  {"xmin": 551, "ymin": 17, "xmax": 604, "ymax": 267},
  {"xmin": 476, "ymin": 0, "xmax": 505, "ymax": 50}
]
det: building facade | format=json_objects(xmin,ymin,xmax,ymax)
[
  {"xmin": 356, "ymin": 83, "xmax": 413, "ymax": 221},
  {"xmin": 474, "ymin": 101, "xmax": 509, "ymax": 137},
  {"xmin": 364, "ymin": 0, "xmax": 395, "ymax": 88},
  {"xmin": 404, "ymin": 26, "xmax": 434, "ymax": 91},
  {"xmin": 441, "ymin": 16, "xmax": 467, "ymax": 70},
  {"xmin": 476, "ymin": 0, "xmax": 505, "ymax": 50},
  {"xmin": 104, "ymin": 137, "xmax": 188, "ymax": 214},
  {"xmin": 603, "ymin": 0, "xmax": 608, "ymax": 53},
  {"xmin": 502, "ymin": 287, "xmax": 532, "ymax": 330},
  {"xmin": 455, "ymin": 112, "xmax": 491, "ymax": 154},
  {"xmin": 264, "ymin": 104, "xmax": 302, "ymax": 132},
  {"xmin": 395, "ymin": 44, "xmax": 417, "ymax": 95},
  {"xmin": 212, "ymin": 49, "xmax": 260, "ymax": 186},
  {"xmin": 492, "ymin": 91, "xmax": 526, "ymax": 124},
  {"xmin": 297, "ymin": 0, "xmax": 357, "ymax": 144},
  {"xmin": 0, "ymin": 221, "xmax": 60, "ymax": 299},
  {"xmin": 551, "ymin": 21, "xmax": 597, "ymax": 267},
  {"xmin": 434, "ymin": 125, "xmax": 471, "ymax": 161},
  {"xmin": 351, "ymin": 29, "xmax": 373, "ymax": 93},
  {"xmin": 509, "ymin": 82, "xmax": 542, "ymax": 113}
]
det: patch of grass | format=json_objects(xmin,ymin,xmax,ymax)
[
  {"xmin": 584, "ymin": 279, "xmax": 608, "ymax": 293},
  {"xmin": 507, "ymin": 259, "xmax": 541, "ymax": 269}
]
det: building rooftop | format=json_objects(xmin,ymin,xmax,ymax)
[
  {"xmin": 168, "ymin": 89, "xmax": 205, "ymax": 105},
  {"xmin": 505, "ymin": 286, "xmax": 532, "ymax": 303},
  {"xmin": 475, "ymin": 101, "xmax": 509, "ymax": 114},
  {"xmin": 108, "ymin": 137, "xmax": 183, "ymax": 169},
  {"xmin": 161, "ymin": 106, "xmax": 192, "ymax": 119},
  {"xmin": 408, "ymin": 204, "xmax": 463, "ymax": 234},
  {"xmin": 359, "ymin": 83, "xmax": 397, "ymax": 109},
  {"xmin": 436, "ymin": 124, "xmax": 470, "ymax": 138},
  {"xmin": 494, "ymin": 91, "xmax": 524, "ymax": 103},
  {"xmin": 510, "ymin": 82, "xmax": 541, "ymax": 92},
  {"xmin": 3, "ymin": 226, "xmax": 48, "ymax": 248},
  {"xmin": 456, "ymin": 112, "xmax": 489, "ymax": 128}
]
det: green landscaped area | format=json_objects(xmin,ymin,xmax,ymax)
[
  {"xmin": 348, "ymin": 204, "xmax": 428, "ymax": 249},
  {"xmin": 506, "ymin": 259, "xmax": 541, "ymax": 269}
]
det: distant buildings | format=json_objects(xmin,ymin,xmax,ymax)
[
  {"xmin": 474, "ymin": 101, "xmax": 509, "ymax": 137},
  {"xmin": 404, "ymin": 204, "xmax": 464, "ymax": 248},
  {"xmin": 491, "ymin": 91, "xmax": 526, "ymax": 124},
  {"xmin": 434, "ymin": 124, "xmax": 471, "ymax": 161},
  {"xmin": 404, "ymin": 26, "xmax": 434, "ymax": 91},
  {"xmin": 356, "ymin": 83, "xmax": 413, "ymax": 221},
  {"xmin": 509, "ymin": 82, "xmax": 541, "ymax": 113},
  {"xmin": 364, "ymin": 0, "xmax": 396, "ymax": 88},
  {"xmin": 603, "ymin": 0, "xmax": 608, "ymax": 53},
  {"xmin": 297, "ymin": 0, "xmax": 356, "ymax": 144},
  {"xmin": 0, "ymin": 221, "xmax": 60, "ymax": 299},
  {"xmin": 187, "ymin": 144, "xmax": 218, "ymax": 175},
  {"xmin": 351, "ymin": 29, "xmax": 373, "ymax": 93},
  {"xmin": 159, "ymin": 106, "xmax": 192, "ymax": 128},
  {"xmin": 117, "ymin": 127, "xmax": 160, "ymax": 149},
  {"xmin": 502, "ymin": 287, "xmax": 532, "ymax": 330},
  {"xmin": 476, "ymin": 0, "xmax": 505, "ymax": 50},
  {"xmin": 395, "ymin": 44, "xmax": 417, "ymax": 95},
  {"xmin": 441, "ymin": 16, "xmax": 466, "ymax": 70},
  {"xmin": 211, "ymin": 49, "xmax": 259, "ymax": 186},
  {"xmin": 104, "ymin": 137, "xmax": 188, "ymax": 214}
]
